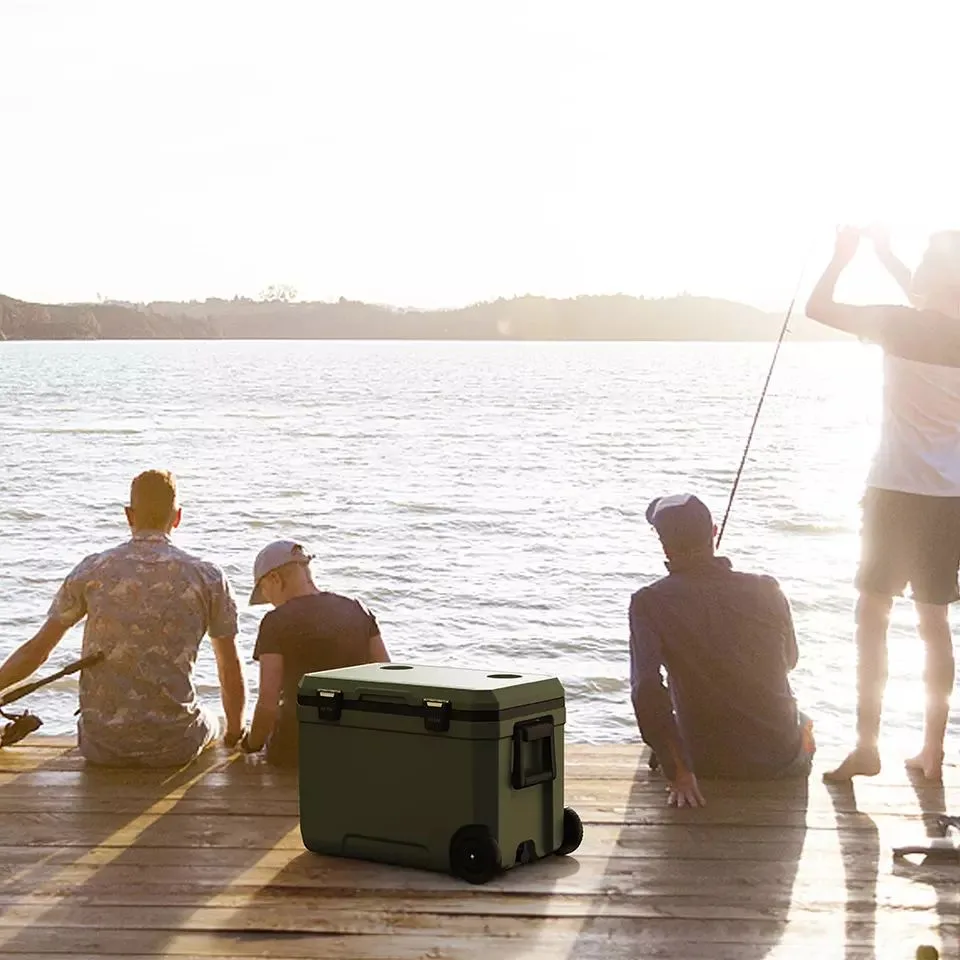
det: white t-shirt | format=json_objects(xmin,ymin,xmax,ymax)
[{"xmin": 866, "ymin": 308, "xmax": 960, "ymax": 496}]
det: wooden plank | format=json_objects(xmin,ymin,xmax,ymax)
[
  {"xmin": 0, "ymin": 769, "xmax": 948, "ymax": 794},
  {"xmin": 0, "ymin": 809, "xmax": 937, "ymax": 848},
  {"xmin": 3, "ymin": 740, "xmax": 957, "ymax": 786},
  {"xmin": 0, "ymin": 775, "xmax": 950, "ymax": 816},
  {"xmin": 2, "ymin": 846, "xmax": 955, "ymax": 897},
  {"xmin": 3, "ymin": 851, "xmax": 957, "ymax": 891},
  {"xmin": 15, "ymin": 735, "xmax": 960, "ymax": 769},
  {"xmin": 0, "ymin": 795, "xmax": 947, "ymax": 830},
  {"xmin": 0, "ymin": 934, "xmax": 924, "ymax": 960},
  {"xmin": 0, "ymin": 838, "xmax": 937, "ymax": 869},
  {"xmin": 0, "ymin": 905, "xmax": 952, "ymax": 942},
  {"xmin": 0, "ymin": 814, "xmax": 919, "ymax": 859},
  {"xmin": 0, "ymin": 864, "xmax": 945, "ymax": 901},
  {"xmin": 0, "ymin": 833, "xmax": 852, "ymax": 869},
  {"xmin": 0, "ymin": 871, "xmax": 960, "ymax": 923},
  {"xmin": 1, "ymin": 773, "xmax": 950, "ymax": 816}
]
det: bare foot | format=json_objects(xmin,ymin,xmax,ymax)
[
  {"xmin": 904, "ymin": 749, "xmax": 944, "ymax": 782},
  {"xmin": 822, "ymin": 746, "xmax": 881, "ymax": 782}
]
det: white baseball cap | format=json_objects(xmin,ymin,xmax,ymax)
[{"xmin": 249, "ymin": 540, "xmax": 313, "ymax": 605}]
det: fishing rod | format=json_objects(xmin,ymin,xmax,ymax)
[
  {"xmin": 0, "ymin": 651, "xmax": 104, "ymax": 747},
  {"xmin": 646, "ymin": 250, "xmax": 813, "ymax": 775},
  {"xmin": 715, "ymin": 252, "xmax": 814, "ymax": 549}
]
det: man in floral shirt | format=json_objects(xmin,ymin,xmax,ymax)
[{"xmin": 0, "ymin": 470, "xmax": 245, "ymax": 767}]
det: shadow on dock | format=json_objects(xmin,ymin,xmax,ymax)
[
  {"xmin": 825, "ymin": 781, "xmax": 880, "ymax": 960},
  {"xmin": 568, "ymin": 749, "xmax": 810, "ymax": 959},
  {"xmin": 897, "ymin": 770, "xmax": 959, "ymax": 959},
  {"xmin": 0, "ymin": 739, "xmax": 561, "ymax": 957},
  {"xmin": 0, "ymin": 744, "xmax": 298, "ymax": 956}
]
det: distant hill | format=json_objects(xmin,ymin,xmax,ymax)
[
  {"xmin": 0, "ymin": 294, "xmax": 218, "ymax": 340},
  {"xmin": 0, "ymin": 292, "xmax": 850, "ymax": 342}
]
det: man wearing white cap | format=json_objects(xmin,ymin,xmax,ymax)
[{"xmin": 238, "ymin": 540, "xmax": 390, "ymax": 765}]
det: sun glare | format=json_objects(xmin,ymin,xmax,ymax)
[{"xmin": 1, "ymin": 1, "xmax": 958, "ymax": 309}]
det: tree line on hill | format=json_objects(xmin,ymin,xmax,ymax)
[{"xmin": 0, "ymin": 292, "xmax": 849, "ymax": 341}]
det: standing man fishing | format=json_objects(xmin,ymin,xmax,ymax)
[{"xmin": 806, "ymin": 226, "xmax": 960, "ymax": 782}]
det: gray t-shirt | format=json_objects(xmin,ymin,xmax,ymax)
[{"xmin": 48, "ymin": 530, "xmax": 238, "ymax": 767}]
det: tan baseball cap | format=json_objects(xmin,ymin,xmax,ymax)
[{"xmin": 249, "ymin": 540, "xmax": 313, "ymax": 605}]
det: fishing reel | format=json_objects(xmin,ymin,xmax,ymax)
[{"xmin": 0, "ymin": 707, "xmax": 43, "ymax": 748}]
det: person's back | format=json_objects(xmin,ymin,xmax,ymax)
[
  {"xmin": 871, "ymin": 309, "xmax": 960, "ymax": 496},
  {"xmin": 629, "ymin": 494, "xmax": 811, "ymax": 807},
  {"xmin": 63, "ymin": 533, "xmax": 237, "ymax": 766},
  {"xmin": 0, "ymin": 470, "xmax": 244, "ymax": 768},
  {"xmin": 632, "ymin": 557, "xmax": 801, "ymax": 778},
  {"xmin": 253, "ymin": 589, "xmax": 382, "ymax": 764},
  {"xmin": 241, "ymin": 541, "xmax": 389, "ymax": 766}
]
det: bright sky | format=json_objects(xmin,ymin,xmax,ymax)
[{"xmin": 2, "ymin": 0, "xmax": 958, "ymax": 310}]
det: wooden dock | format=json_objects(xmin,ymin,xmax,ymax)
[{"xmin": 0, "ymin": 737, "xmax": 957, "ymax": 959}]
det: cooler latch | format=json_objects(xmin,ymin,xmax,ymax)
[
  {"xmin": 297, "ymin": 688, "xmax": 343, "ymax": 722},
  {"xmin": 423, "ymin": 698, "xmax": 452, "ymax": 733}
]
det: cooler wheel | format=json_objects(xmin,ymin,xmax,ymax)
[
  {"xmin": 449, "ymin": 826, "xmax": 502, "ymax": 885},
  {"xmin": 556, "ymin": 806, "xmax": 583, "ymax": 857}
]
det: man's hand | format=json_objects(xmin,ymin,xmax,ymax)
[
  {"xmin": 666, "ymin": 769, "xmax": 706, "ymax": 808},
  {"xmin": 864, "ymin": 222, "xmax": 892, "ymax": 254},
  {"xmin": 832, "ymin": 225, "xmax": 861, "ymax": 267}
]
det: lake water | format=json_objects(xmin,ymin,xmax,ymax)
[{"xmin": 1, "ymin": 339, "xmax": 956, "ymax": 755}]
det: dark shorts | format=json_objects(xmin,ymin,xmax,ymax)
[
  {"xmin": 856, "ymin": 487, "xmax": 960, "ymax": 605},
  {"xmin": 692, "ymin": 714, "xmax": 815, "ymax": 782}
]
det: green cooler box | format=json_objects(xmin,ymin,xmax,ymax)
[{"xmin": 297, "ymin": 663, "xmax": 583, "ymax": 884}]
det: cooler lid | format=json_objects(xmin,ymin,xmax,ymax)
[{"xmin": 297, "ymin": 662, "xmax": 563, "ymax": 719}]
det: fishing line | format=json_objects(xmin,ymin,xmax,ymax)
[{"xmin": 715, "ymin": 249, "xmax": 815, "ymax": 549}]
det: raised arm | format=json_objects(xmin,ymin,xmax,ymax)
[
  {"xmin": 866, "ymin": 225, "xmax": 916, "ymax": 305},
  {"xmin": 805, "ymin": 227, "xmax": 900, "ymax": 340}
]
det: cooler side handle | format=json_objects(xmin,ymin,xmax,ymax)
[{"xmin": 511, "ymin": 716, "xmax": 557, "ymax": 790}]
